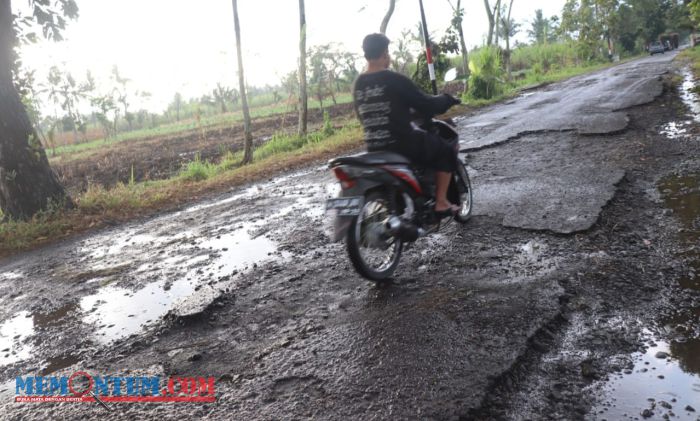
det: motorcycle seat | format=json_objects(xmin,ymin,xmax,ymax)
[{"xmin": 329, "ymin": 151, "xmax": 411, "ymax": 167}]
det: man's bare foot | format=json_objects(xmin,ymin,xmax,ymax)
[{"xmin": 435, "ymin": 200, "xmax": 460, "ymax": 214}]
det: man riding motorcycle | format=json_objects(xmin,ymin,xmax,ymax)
[{"xmin": 353, "ymin": 33, "xmax": 462, "ymax": 217}]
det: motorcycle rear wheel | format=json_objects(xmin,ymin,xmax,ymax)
[
  {"xmin": 346, "ymin": 191, "xmax": 403, "ymax": 281},
  {"xmin": 454, "ymin": 160, "xmax": 473, "ymax": 224}
]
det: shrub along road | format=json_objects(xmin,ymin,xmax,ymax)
[{"xmin": 0, "ymin": 51, "xmax": 698, "ymax": 419}]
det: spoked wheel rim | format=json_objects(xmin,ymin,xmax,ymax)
[
  {"xmin": 456, "ymin": 162, "xmax": 473, "ymax": 220},
  {"xmin": 458, "ymin": 187, "xmax": 472, "ymax": 218},
  {"xmin": 354, "ymin": 197, "xmax": 401, "ymax": 274}
]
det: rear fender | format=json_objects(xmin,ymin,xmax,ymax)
[
  {"xmin": 329, "ymin": 177, "xmax": 385, "ymax": 243},
  {"xmin": 329, "ymin": 164, "xmax": 418, "ymax": 242}
]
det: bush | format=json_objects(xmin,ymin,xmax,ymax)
[
  {"xmin": 467, "ymin": 46, "xmax": 503, "ymax": 100},
  {"xmin": 322, "ymin": 111, "xmax": 335, "ymax": 137},
  {"xmin": 511, "ymin": 42, "xmax": 580, "ymax": 74},
  {"xmin": 179, "ymin": 154, "xmax": 218, "ymax": 182}
]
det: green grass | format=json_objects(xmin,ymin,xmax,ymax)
[
  {"xmin": 178, "ymin": 154, "xmax": 221, "ymax": 182},
  {"xmin": 0, "ymin": 209, "xmax": 72, "ymax": 251},
  {"xmin": 510, "ymin": 42, "xmax": 586, "ymax": 74},
  {"xmin": 678, "ymin": 45, "xmax": 700, "ymax": 71}
]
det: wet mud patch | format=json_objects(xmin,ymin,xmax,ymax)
[
  {"xmin": 591, "ymin": 169, "xmax": 700, "ymax": 419},
  {"xmin": 0, "ymin": 167, "xmax": 333, "ymax": 380},
  {"xmin": 87, "ymin": 223, "xmax": 572, "ymax": 420},
  {"xmin": 585, "ymin": 70, "xmax": 700, "ymax": 420}
]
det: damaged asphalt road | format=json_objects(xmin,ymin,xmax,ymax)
[
  {"xmin": 1, "ymin": 51, "xmax": 699, "ymax": 419},
  {"xmin": 459, "ymin": 53, "xmax": 670, "ymax": 233}
]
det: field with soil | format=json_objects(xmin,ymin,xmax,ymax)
[{"xmin": 50, "ymin": 104, "xmax": 355, "ymax": 193}]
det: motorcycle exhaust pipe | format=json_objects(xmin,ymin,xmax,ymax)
[{"xmin": 385, "ymin": 216, "xmax": 425, "ymax": 242}]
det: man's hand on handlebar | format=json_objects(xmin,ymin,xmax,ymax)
[{"xmin": 444, "ymin": 94, "xmax": 462, "ymax": 107}]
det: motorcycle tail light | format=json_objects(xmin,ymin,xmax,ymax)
[
  {"xmin": 332, "ymin": 167, "xmax": 356, "ymax": 189},
  {"xmin": 382, "ymin": 165, "xmax": 422, "ymax": 194}
]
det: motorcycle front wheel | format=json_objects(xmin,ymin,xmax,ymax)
[{"xmin": 346, "ymin": 191, "xmax": 403, "ymax": 281}]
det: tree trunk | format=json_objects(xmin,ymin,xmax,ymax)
[
  {"xmin": 452, "ymin": 0, "xmax": 470, "ymax": 94},
  {"xmin": 494, "ymin": 0, "xmax": 501, "ymax": 46},
  {"xmin": 380, "ymin": 0, "xmax": 396, "ymax": 34},
  {"xmin": 505, "ymin": 0, "xmax": 514, "ymax": 81},
  {"xmin": 232, "ymin": 0, "xmax": 253, "ymax": 164},
  {"xmin": 67, "ymin": 105, "xmax": 79, "ymax": 144},
  {"xmin": 329, "ymin": 73, "xmax": 337, "ymax": 105},
  {"xmin": 0, "ymin": 0, "xmax": 71, "ymax": 220},
  {"xmin": 298, "ymin": 0, "xmax": 308, "ymax": 137},
  {"xmin": 484, "ymin": 0, "xmax": 495, "ymax": 45}
]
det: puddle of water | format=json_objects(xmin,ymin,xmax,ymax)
[
  {"xmin": 0, "ymin": 312, "xmax": 34, "ymax": 365},
  {"xmin": 595, "ymin": 338, "xmax": 700, "ymax": 420},
  {"xmin": 660, "ymin": 172, "xmax": 700, "ymax": 368},
  {"xmin": 76, "ymin": 184, "xmax": 323, "ymax": 343},
  {"xmin": 680, "ymin": 68, "xmax": 700, "ymax": 123},
  {"xmin": 202, "ymin": 228, "xmax": 279, "ymax": 275},
  {"xmin": 182, "ymin": 189, "xmax": 253, "ymax": 215},
  {"xmin": 80, "ymin": 279, "xmax": 194, "ymax": 343},
  {"xmin": 27, "ymin": 175, "xmax": 326, "ymax": 349},
  {"xmin": 661, "ymin": 121, "xmax": 692, "ymax": 140},
  {"xmin": 0, "ymin": 302, "xmax": 83, "ymax": 368},
  {"xmin": 0, "ymin": 271, "xmax": 23, "ymax": 281},
  {"xmin": 81, "ymin": 230, "xmax": 191, "ymax": 261}
]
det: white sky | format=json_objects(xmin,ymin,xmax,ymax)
[{"xmin": 15, "ymin": 0, "xmax": 565, "ymax": 113}]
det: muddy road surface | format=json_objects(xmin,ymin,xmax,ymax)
[{"xmin": 1, "ymin": 52, "xmax": 699, "ymax": 420}]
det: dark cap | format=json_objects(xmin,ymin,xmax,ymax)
[{"xmin": 362, "ymin": 33, "xmax": 390, "ymax": 60}]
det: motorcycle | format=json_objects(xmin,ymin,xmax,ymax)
[{"xmin": 326, "ymin": 101, "xmax": 472, "ymax": 282}]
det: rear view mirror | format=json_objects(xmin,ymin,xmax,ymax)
[{"xmin": 444, "ymin": 68, "xmax": 458, "ymax": 83}]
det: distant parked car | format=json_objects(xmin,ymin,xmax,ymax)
[{"xmin": 649, "ymin": 41, "xmax": 665, "ymax": 55}]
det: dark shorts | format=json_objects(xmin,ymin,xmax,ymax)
[{"xmin": 384, "ymin": 130, "xmax": 457, "ymax": 173}]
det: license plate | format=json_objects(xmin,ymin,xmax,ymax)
[{"xmin": 326, "ymin": 197, "xmax": 364, "ymax": 216}]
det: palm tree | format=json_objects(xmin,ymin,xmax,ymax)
[
  {"xmin": 448, "ymin": 0, "xmax": 470, "ymax": 93},
  {"xmin": 232, "ymin": 0, "xmax": 253, "ymax": 164}
]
